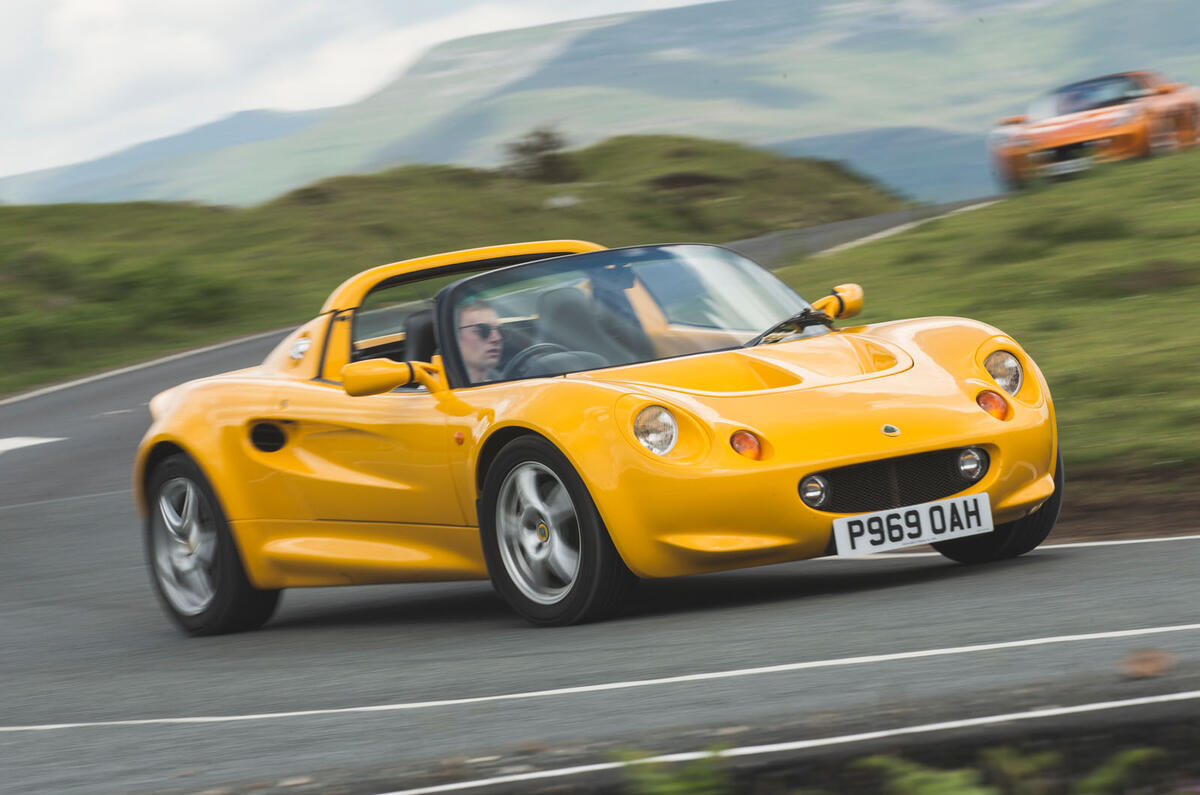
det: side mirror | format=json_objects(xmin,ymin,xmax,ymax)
[
  {"xmin": 811, "ymin": 283, "xmax": 863, "ymax": 320},
  {"xmin": 1000, "ymin": 115, "xmax": 1028, "ymax": 125},
  {"xmin": 1157, "ymin": 83, "xmax": 1179, "ymax": 95},
  {"xmin": 342, "ymin": 357, "xmax": 449, "ymax": 396},
  {"xmin": 342, "ymin": 359, "xmax": 413, "ymax": 396}
]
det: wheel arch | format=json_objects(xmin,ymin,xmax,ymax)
[
  {"xmin": 475, "ymin": 425, "xmax": 551, "ymax": 498},
  {"xmin": 135, "ymin": 439, "xmax": 211, "ymax": 517}
]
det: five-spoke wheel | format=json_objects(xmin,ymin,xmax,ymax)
[
  {"xmin": 481, "ymin": 436, "xmax": 634, "ymax": 625},
  {"xmin": 496, "ymin": 462, "xmax": 582, "ymax": 605},
  {"xmin": 145, "ymin": 454, "xmax": 280, "ymax": 635},
  {"xmin": 152, "ymin": 476, "xmax": 219, "ymax": 616}
]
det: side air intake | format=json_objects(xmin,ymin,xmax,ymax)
[{"xmin": 250, "ymin": 423, "xmax": 286, "ymax": 453}]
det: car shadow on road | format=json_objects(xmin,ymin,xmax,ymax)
[
  {"xmin": 266, "ymin": 554, "xmax": 1049, "ymax": 630},
  {"xmin": 619, "ymin": 554, "xmax": 1050, "ymax": 621},
  {"xmin": 266, "ymin": 582, "xmax": 510, "ymax": 631}
]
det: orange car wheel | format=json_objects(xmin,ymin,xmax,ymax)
[
  {"xmin": 932, "ymin": 449, "xmax": 1063, "ymax": 565},
  {"xmin": 145, "ymin": 454, "xmax": 280, "ymax": 636},
  {"xmin": 479, "ymin": 435, "xmax": 634, "ymax": 626}
]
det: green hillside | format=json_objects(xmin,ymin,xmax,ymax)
[
  {"xmin": 776, "ymin": 150, "xmax": 1200, "ymax": 483},
  {"xmin": 4, "ymin": 0, "xmax": 1199, "ymax": 205},
  {"xmin": 0, "ymin": 135, "xmax": 900, "ymax": 395}
]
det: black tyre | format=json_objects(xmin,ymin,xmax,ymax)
[
  {"xmin": 145, "ymin": 453, "xmax": 280, "ymax": 635},
  {"xmin": 933, "ymin": 449, "xmax": 1064, "ymax": 565},
  {"xmin": 480, "ymin": 436, "xmax": 634, "ymax": 625}
]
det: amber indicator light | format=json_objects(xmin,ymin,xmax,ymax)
[
  {"xmin": 977, "ymin": 390, "xmax": 1009, "ymax": 420},
  {"xmin": 730, "ymin": 430, "xmax": 762, "ymax": 459}
]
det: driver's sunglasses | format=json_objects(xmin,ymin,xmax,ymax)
[{"xmin": 459, "ymin": 322, "xmax": 502, "ymax": 340}]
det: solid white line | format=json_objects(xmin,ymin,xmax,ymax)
[
  {"xmin": 0, "ymin": 327, "xmax": 290, "ymax": 408},
  {"xmin": 813, "ymin": 200, "xmax": 1003, "ymax": 257},
  {"xmin": 5, "ymin": 621, "xmax": 1199, "ymax": 734},
  {"xmin": 819, "ymin": 532, "xmax": 1200, "ymax": 560},
  {"xmin": 0, "ymin": 489, "xmax": 132, "ymax": 512},
  {"xmin": 0, "ymin": 437, "xmax": 65, "ymax": 455},
  {"xmin": 376, "ymin": 690, "xmax": 1200, "ymax": 795},
  {"xmin": 1043, "ymin": 534, "xmax": 1200, "ymax": 549}
]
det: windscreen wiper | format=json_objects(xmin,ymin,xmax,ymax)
[{"xmin": 742, "ymin": 308, "xmax": 833, "ymax": 348}]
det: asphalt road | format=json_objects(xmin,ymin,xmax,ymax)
[{"xmin": 3, "ymin": 228, "xmax": 1199, "ymax": 794}]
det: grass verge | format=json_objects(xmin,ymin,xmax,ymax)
[{"xmin": 0, "ymin": 135, "xmax": 900, "ymax": 396}]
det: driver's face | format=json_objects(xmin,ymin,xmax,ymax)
[{"xmin": 458, "ymin": 306, "xmax": 502, "ymax": 380}]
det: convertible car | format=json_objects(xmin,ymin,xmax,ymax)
[
  {"xmin": 134, "ymin": 240, "xmax": 1061, "ymax": 633},
  {"xmin": 989, "ymin": 70, "xmax": 1199, "ymax": 188}
]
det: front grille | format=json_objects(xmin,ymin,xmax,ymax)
[
  {"xmin": 1036, "ymin": 140, "xmax": 1101, "ymax": 162},
  {"xmin": 803, "ymin": 448, "xmax": 982, "ymax": 514}
]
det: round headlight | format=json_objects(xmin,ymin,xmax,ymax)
[
  {"xmin": 799, "ymin": 475, "xmax": 829, "ymax": 509},
  {"xmin": 633, "ymin": 405, "xmax": 678, "ymax": 456},
  {"xmin": 984, "ymin": 350, "xmax": 1023, "ymax": 395},
  {"xmin": 958, "ymin": 448, "xmax": 989, "ymax": 482}
]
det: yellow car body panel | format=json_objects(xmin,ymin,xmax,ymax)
[{"xmin": 135, "ymin": 241, "xmax": 1058, "ymax": 590}]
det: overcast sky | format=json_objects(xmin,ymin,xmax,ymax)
[{"xmin": 1, "ymin": 0, "xmax": 710, "ymax": 179}]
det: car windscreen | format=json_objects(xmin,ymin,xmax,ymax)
[
  {"xmin": 443, "ymin": 244, "xmax": 811, "ymax": 386},
  {"xmin": 1028, "ymin": 75, "xmax": 1146, "ymax": 120}
]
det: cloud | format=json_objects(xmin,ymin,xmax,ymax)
[{"xmin": 1, "ymin": 0, "xmax": 709, "ymax": 178}]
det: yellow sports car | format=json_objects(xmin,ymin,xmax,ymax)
[{"xmin": 134, "ymin": 240, "xmax": 1061, "ymax": 633}]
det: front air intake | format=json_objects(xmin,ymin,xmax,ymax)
[{"xmin": 800, "ymin": 448, "xmax": 989, "ymax": 513}]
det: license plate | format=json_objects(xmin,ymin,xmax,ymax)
[
  {"xmin": 1042, "ymin": 158, "xmax": 1090, "ymax": 176},
  {"xmin": 833, "ymin": 493, "xmax": 993, "ymax": 557}
]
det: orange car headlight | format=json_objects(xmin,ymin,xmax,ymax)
[{"xmin": 1104, "ymin": 106, "xmax": 1140, "ymax": 128}]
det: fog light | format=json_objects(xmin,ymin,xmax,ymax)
[
  {"xmin": 977, "ymin": 390, "xmax": 1009, "ymax": 420},
  {"xmin": 799, "ymin": 474, "xmax": 829, "ymax": 508},
  {"xmin": 730, "ymin": 430, "xmax": 762, "ymax": 460},
  {"xmin": 958, "ymin": 448, "xmax": 988, "ymax": 482}
]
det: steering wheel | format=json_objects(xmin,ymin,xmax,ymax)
[{"xmin": 501, "ymin": 342, "xmax": 571, "ymax": 379}]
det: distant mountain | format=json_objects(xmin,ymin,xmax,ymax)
[
  {"xmin": 3, "ymin": 0, "xmax": 1199, "ymax": 206},
  {"xmin": 0, "ymin": 109, "xmax": 331, "ymax": 205},
  {"xmin": 772, "ymin": 127, "xmax": 992, "ymax": 203}
]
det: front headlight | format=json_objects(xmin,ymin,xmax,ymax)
[
  {"xmin": 987, "ymin": 128, "xmax": 1012, "ymax": 147},
  {"xmin": 633, "ymin": 405, "xmax": 678, "ymax": 455},
  {"xmin": 984, "ymin": 351, "xmax": 1023, "ymax": 395},
  {"xmin": 1105, "ymin": 106, "xmax": 1139, "ymax": 127}
]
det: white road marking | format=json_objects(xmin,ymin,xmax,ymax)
[
  {"xmin": 0, "ymin": 437, "xmax": 65, "ymax": 455},
  {"xmin": 377, "ymin": 690, "xmax": 1200, "ymax": 795},
  {"xmin": 0, "ymin": 489, "xmax": 132, "ymax": 512},
  {"xmin": 814, "ymin": 200, "xmax": 1003, "ymax": 257},
  {"xmin": 5, "ymin": 621, "xmax": 1199, "ymax": 734},
  {"xmin": 95, "ymin": 408, "xmax": 134, "ymax": 417},
  {"xmin": 820, "ymin": 532, "xmax": 1200, "ymax": 560}
]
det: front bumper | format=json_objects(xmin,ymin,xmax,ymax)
[
  {"xmin": 1001, "ymin": 125, "xmax": 1149, "ymax": 181},
  {"xmin": 596, "ymin": 410, "xmax": 1057, "ymax": 579}
]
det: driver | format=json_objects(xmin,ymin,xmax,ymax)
[{"xmin": 457, "ymin": 300, "xmax": 503, "ymax": 384}]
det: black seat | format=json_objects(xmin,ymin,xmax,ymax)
[
  {"xmin": 536, "ymin": 288, "xmax": 640, "ymax": 364},
  {"xmin": 404, "ymin": 310, "xmax": 437, "ymax": 362}
]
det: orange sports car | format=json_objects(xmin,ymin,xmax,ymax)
[{"xmin": 989, "ymin": 70, "xmax": 1199, "ymax": 188}]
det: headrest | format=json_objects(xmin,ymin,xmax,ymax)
[{"xmin": 404, "ymin": 309, "xmax": 437, "ymax": 363}]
